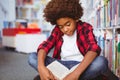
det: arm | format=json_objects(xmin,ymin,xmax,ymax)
[
  {"xmin": 74, "ymin": 51, "xmax": 97, "ymax": 76},
  {"xmin": 63, "ymin": 51, "xmax": 97, "ymax": 80},
  {"xmin": 37, "ymin": 28, "xmax": 58, "ymax": 80},
  {"xmin": 38, "ymin": 49, "xmax": 46, "ymax": 68},
  {"xmin": 37, "ymin": 49, "xmax": 57, "ymax": 80}
]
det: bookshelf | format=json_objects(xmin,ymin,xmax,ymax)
[
  {"xmin": 16, "ymin": 0, "xmax": 40, "ymax": 28},
  {"xmin": 84, "ymin": 0, "xmax": 120, "ymax": 76},
  {"xmin": 15, "ymin": 0, "xmax": 52, "ymax": 31},
  {"xmin": 1, "ymin": 0, "xmax": 52, "ymax": 38},
  {"xmin": 1, "ymin": 0, "xmax": 53, "ymax": 53}
]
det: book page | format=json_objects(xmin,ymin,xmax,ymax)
[{"xmin": 47, "ymin": 61, "xmax": 70, "ymax": 80}]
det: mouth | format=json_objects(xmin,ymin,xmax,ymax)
[{"xmin": 66, "ymin": 32, "xmax": 73, "ymax": 36}]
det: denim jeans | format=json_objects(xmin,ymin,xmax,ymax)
[{"xmin": 28, "ymin": 52, "xmax": 109, "ymax": 80}]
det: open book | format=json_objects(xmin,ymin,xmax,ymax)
[{"xmin": 47, "ymin": 60, "xmax": 79, "ymax": 80}]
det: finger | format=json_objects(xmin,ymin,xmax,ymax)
[
  {"xmin": 54, "ymin": 76, "xmax": 58, "ymax": 80},
  {"xmin": 46, "ymin": 78, "xmax": 50, "ymax": 80},
  {"xmin": 49, "ymin": 71, "xmax": 57, "ymax": 80},
  {"xmin": 52, "ymin": 76, "xmax": 58, "ymax": 80}
]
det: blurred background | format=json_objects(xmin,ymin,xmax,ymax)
[{"xmin": 0, "ymin": 0, "xmax": 120, "ymax": 80}]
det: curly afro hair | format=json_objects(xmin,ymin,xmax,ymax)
[{"xmin": 43, "ymin": 0, "xmax": 83, "ymax": 25}]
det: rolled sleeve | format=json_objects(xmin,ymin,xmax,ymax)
[
  {"xmin": 87, "ymin": 43, "xmax": 101, "ymax": 55},
  {"xmin": 37, "ymin": 34, "xmax": 56, "ymax": 54},
  {"xmin": 85, "ymin": 24, "xmax": 101, "ymax": 55}
]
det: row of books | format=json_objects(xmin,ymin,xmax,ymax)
[
  {"xmin": 96, "ymin": 30, "xmax": 120, "ymax": 75},
  {"xmin": 15, "ymin": 0, "xmax": 53, "ymax": 31},
  {"xmin": 89, "ymin": 0, "xmax": 120, "ymax": 76},
  {"xmin": 3, "ymin": 20, "xmax": 39, "ymax": 29},
  {"xmin": 16, "ymin": 0, "xmax": 45, "ymax": 20},
  {"xmin": 16, "ymin": 0, "xmax": 49, "ymax": 7},
  {"xmin": 16, "ymin": 0, "xmax": 33, "ymax": 6},
  {"xmin": 16, "ymin": 7, "xmax": 39, "ymax": 20},
  {"xmin": 90, "ymin": 0, "xmax": 120, "ymax": 29}
]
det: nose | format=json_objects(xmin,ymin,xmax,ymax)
[{"xmin": 64, "ymin": 27, "xmax": 69, "ymax": 32}]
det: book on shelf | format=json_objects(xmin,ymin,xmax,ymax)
[
  {"xmin": 116, "ymin": 34, "xmax": 120, "ymax": 68},
  {"xmin": 16, "ymin": 6, "xmax": 39, "ymax": 20},
  {"xmin": 95, "ymin": 0, "xmax": 120, "ymax": 28},
  {"xmin": 100, "ymin": 5, "xmax": 105, "ymax": 28},
  {"xmin": 16, "ymin": 0, "xmax": 23, "ymax": 6},
  {"xmin": 118, "ymin": 0, "xmax": 120, "ymax": 25},
  {"xmin": 3, "ymin": 21, "xmax": 15, "ymax": 28},
  {"xmin": 104, "ymin": 39, "xmax": 113, "ymax": 69},
  {"xmin": 16, "ymin": 0, "xmax": 33, "ymax": 6},
  {"xmin": 89, "ymin": 0, "xmax": 120, "ymax": 74},
  {"xmin": 47, "ymin": 60, "xmax": 79, "ymax": 80},
  {"xmin": 99, "ymin": 36, "xmax": 105, "ymax": 56}
]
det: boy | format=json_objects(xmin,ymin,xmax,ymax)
[{"xmin": 28, "ymin": 0, "xmax": 119, "ymax": 80}]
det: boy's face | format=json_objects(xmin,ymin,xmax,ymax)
[{"xmin": 56, "ymin": 17, "xmax": 77, "ymax": 36}]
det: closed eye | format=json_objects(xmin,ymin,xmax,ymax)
[
  {"xmin": 65, "ymin": 22, "xmax": 71, "ymax": 26},
  {"xmin": 57, "ymin": 21, "xmax": 71, "ymax": 29},
  {"xmin": 58, "ymin": 25, "xmax": 63, "ymax": 29}
]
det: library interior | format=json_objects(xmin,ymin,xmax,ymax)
[{"xmin": 0, "ymin": 0, "xmax": 120, "ymax": 80}]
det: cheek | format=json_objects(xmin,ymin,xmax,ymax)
[
  {"xmin": 72, "ymin": 24, "xmax": 76, "ymax": 30},
  {"xmin": 70, "ymin": 25, "xmax": 75, "ymax": 31},
  {"xmin": 60, "ymin": 29, "xmax": 65, "ymax": 33}
]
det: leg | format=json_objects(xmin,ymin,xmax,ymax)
[
  {"xmin": 28, "ymin": 52, "xmax": 57, "ymax": 80},
  {"xmin": 103, "ymin": 67, "xmax": 119, "ymax": 80},
  {"xmin": 28, "ymin": 52, "xmax": 79, "ymax": 70},
  {"xmin": 79, "ymin": 56, "xmax": 109, "ymax": 80},
  {"xmin": 28, "ymin": 52, "xmax": 38, "ymax": 71},
  {"xmin": 57, "ymin": 60, "xmax": 80, "ymax": 69},
  {"xmin": 28, "ymin": 52, "xmax": 56, "ymax": 71}
]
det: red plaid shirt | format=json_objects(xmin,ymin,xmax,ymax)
[{"xmin": 37, "ymin": 21, "xmax": 101, "ymax": 59}]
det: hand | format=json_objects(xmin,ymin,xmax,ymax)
[
  {"xmin": 38, "ymin": 66, "xmax": 57, "ymax": 80},
  {"xmin": 63, "ymin": 72, "xmax": 79, "ymax": 80}
]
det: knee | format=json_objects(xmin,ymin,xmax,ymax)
[
  {"xmin": 94, "ymin": 56, "xmax": 108, "ymax": 72},
  {"xmin": 28, "ymin": 52, "xmax": 37, "ymax": 66}
]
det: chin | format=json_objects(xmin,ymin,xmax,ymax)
[{"xmin": 67, "ymin": 33, "xmax": 73, "ymax": 36}]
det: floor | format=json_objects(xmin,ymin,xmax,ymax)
[{"xmin": 0, "ymin": 47, "xmax": 38, "ymax": 80}]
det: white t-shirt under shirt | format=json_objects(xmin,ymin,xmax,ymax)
[{"xmin": 60, "ymin": 30, "xmax": 84, "ymax": 62}]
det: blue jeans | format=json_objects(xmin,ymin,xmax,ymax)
[{"xmin": 28, "ymin": 52, "xmax": 108, "ymax": 80}]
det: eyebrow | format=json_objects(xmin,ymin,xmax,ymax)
[{"xmin": 57, "ymin": 21, "xmax": 70, "ymax": 26}]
